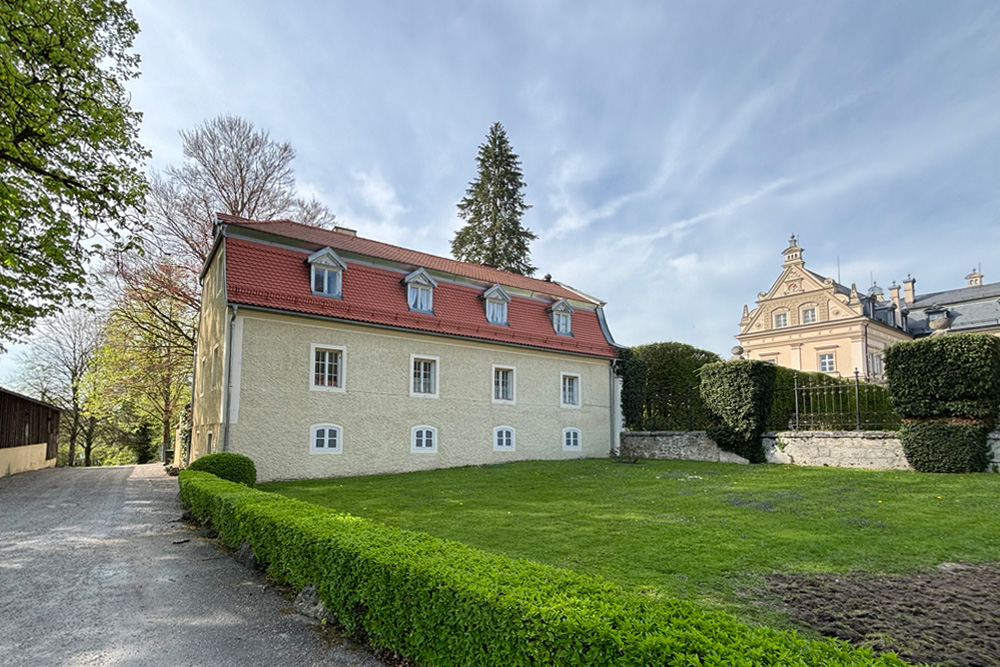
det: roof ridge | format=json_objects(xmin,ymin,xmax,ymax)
[{"xmin": 219, "ymin": 214, "xmax": 588, "ymax": 300}]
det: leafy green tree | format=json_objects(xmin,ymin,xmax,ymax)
[
  {"xmin": 452, "ymin": 122, "xmax": 536, "ymax": 275},
  {"xmin": 88, "ymin": 264, "xmax": 193, "ymax": 460},
  {"xmin": 0, "ymin": 0, "xmax": 148, "ymax": 350}
]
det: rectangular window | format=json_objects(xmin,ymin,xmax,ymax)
[
  {"xmin": 408, "ymin": 284, "xmax": 433, "ymax": 312},
  {"xmin": 493, "ymin": 366, "xmax": 515, "ymax": 403},
  {"xmin": 410, "ymin": 355, "xmax": 439, "ymax": 397},
  {"xmin": 487, "ymin": 300, "xmax": 507, "ymax": 325},
  {"xmin": 312, "ymin": 267, "xmax": 342, "ymax": 297},
  {"xmin": 412, "ymin": 426, "xmax": 437, "ymax": 452},
  {"xmin": 801, "ymin": 308, "xmax": 816, "ymax": 324},
  {"xmin": 311, "ymin": 424, "xmax": 342, "ymax": 454},
  {"xmin": 774, "ymin": 312, "xmax": 788, "ymax": 328},
  {"xmin": 561, "ymin": 373, "xmax": 581, "ymax": 407},
  {"xmin": 554, "ymin": 312, "xmax": 571, "ymax": 335},
  {"xmin": 819, "ymin": 353, "xmax": 835, "ymax": 373},
  {"xmin": 562, "ymin": 428, "xmax": 581, "ymax": 450},
  {"xmin": 494, "ymin": 427, "xmax": 515, "ymax": 451},
  {"xmin": 311, "ymin": 345, "xmax": 345, "ymax": 391}
]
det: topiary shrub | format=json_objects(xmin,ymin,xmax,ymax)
[
  {"xmin": 698, "ymin": 360, "xmax": 777, "ymax": 463},
  {"xmin": 885, "ymin": 334, "xmax": 1000, "ymax": 473},
  {"xmin": 187, "ymin": 452, "xmax": 257, "ymax": 486},
  {"xmin": 899, "ymin": 419, "xmax": 992, "ymax": 473},
  {"xmin": 626, "ymin": 341, "xmax": 721, "ymax": 431},
  {"xmin": 884, "ymin": 334, "xmax": 1000, "ymax": 419}
]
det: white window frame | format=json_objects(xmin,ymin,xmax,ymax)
[
  {"xmin": 492, "ymin": 365, "xmax": 516, "ymax": 404},
  {"xmin": 410, "ymin": 354, "xmax": 440, "ymax": 398},
  {"xmin": 486, "ymin": 299, "xmax": 508, "ymax": 325},
  {"xmin": 310, "ymin": 344, "xmax": 346, "ymax": 392},
  {"xmin": 819, "ymin": 352, "xmax": 836, "ymax": 373},
  {"xmin": 493, "ymin": 426, "xmax": 515, "ymax": 452},
  {"xmin": 310, "ymin": 424, "xmax": 343, "ymax": 454},
  {"xmin": 801, "ymin": 307, "xmax": 817, "ymax": 324},
  {"xmin": 411, "ymin": 425, "xmax": 438, "ymax": 453},
  {"xmin": 560, "ymin": 372, "xmax": 581, "ymax": 408},
  {"xmin": 774, "ymin": 312, "xmax": 788, "ymax": 328},
  {"xmin": 554, "ymin": 311, "xmax": 572, "ymax": 335},
  {"xmin": 548, "ymin": 299, "xmax": 575, "ymax": 336},
  {"xmin": 562, "ymin": 427, "xmax": 581, "ymax": 451},
  {"xmin": 312, "ymin": 266, "xmax": 342, "ymax": 297},
  {"xmin": 308, "ymin": 247, "xmax": 347, "ymax": 298},
  {"xmin": 407, "ymin": 284, "xmax": 433, "ymax": 313}
]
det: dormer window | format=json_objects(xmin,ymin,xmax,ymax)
[
  {"xmin": 482, "ymin": 284, "xmax": 511, "ymax": 326},
  {"xmin": 307, "ymin": 247, "xmax": 347, "ymax": 298},
  {"xmin": 403, "ymin": 268, "xmax": 438, "ymax": 314},
  {"xmin": 548, "ymin": 299, "xmax": 574, "ymax": 335}
]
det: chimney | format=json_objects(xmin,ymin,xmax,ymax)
[
  {"xmin": 965, "ymin": 268, "xmax": 983, "ymax": 287},
  {"xmin": 888, "ymin": 282, "xmax": 901, "ymax": 311},
  {"xmin": 333, "ymin": 226, "xmax": 357, "ymax": 237},
  {"xmin": 903, "ymin": 275, "xmax": 916, "ymax": 305}
]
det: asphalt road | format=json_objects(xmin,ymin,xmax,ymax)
[{"xmin": 0, "ymin": 464, "xmax": 385, "ymax": 667}]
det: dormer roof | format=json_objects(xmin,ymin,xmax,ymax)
[
  {"xmin": 547, "ymin": 299, "xmax": 574, "ymax": 314},
  {"xmin": 403, "ymin": 267, "xmax": 438, "ymax": 288},
  {"xmin": 482, "ymin": 284, "xmax": 511, "ymax": 303},
  {"xmin": 307, "ymin": 246, "xmax": 347, "ymax": 270}
]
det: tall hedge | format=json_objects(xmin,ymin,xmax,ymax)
[
  {"xmin": 178, "ymin": 470, "xmax": 905, "ymax": 667},
  {"xmin": 616, "ymin": 347, "xmax": 647, "ymax": 431},
  {"xmin": 885, "ymin": 334, "xmax": 1000, "ymax": 473},
  {"xmin": 626, "ymin": 342, "xmax": 721, "ymax": 430},
  {"xmin": 698, "ymin": 360, "xmax": 777, "ymax": 463}
]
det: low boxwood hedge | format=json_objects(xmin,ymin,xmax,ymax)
[
  {"xmin": 178, "ymin": 470, "xmax": 907, "ymax": 667},
  {"xmin": 187, "ymin": 452, "xmax": 257, "ymax": 486}
]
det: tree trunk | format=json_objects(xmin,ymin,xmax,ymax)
[
  {"xmin": 83, "ymin": 415, "xmax": 97, "ymax": 467},
  {"xmin": 68, "ymin": 409, "xmax": 80, "ymax": 467}
]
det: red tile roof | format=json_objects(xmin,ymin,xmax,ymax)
[
  {"xmin": 224, "ymin": 236, "xmax": 617, "ymax": 359},
  {"xmin": 217, "ymin": 213, "xmax": 590, "ymax": 303}
]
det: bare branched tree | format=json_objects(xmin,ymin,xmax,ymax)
[{"xmin": 16, "ymin": 308, "xmax": 106, "ymax": 466}]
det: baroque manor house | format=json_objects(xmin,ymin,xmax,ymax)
[{"xmin": 736, "ymin": 237, "xmax": 1000, "ymax": 380}]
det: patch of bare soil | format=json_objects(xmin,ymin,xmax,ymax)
[{"xmin": 768, "ymin": 563, "xmax": 1000, "ymax": 667}]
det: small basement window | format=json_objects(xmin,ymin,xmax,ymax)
[
  {"xmin": 411, "ymin": 425, "xmax": 437, "ymax": 453},
  {"xmin": 310, "ymin": 424, "xmax": 343, "ymax": 454},
  {"xmin": 562, "ymin": 427, "xmax": 581, "ymax": 451},
  {"xmin": 493, "ymin": 426, "xmax": 515, "ymax": 451}
]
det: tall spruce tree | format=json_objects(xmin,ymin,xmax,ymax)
[{"xmin": 452, "ymin": 122, "xmax": 537, "ymax": 275}]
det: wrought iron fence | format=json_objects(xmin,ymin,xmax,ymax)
[
  {"xmin": 622, "ymin": 371, "xmax": 901, "ymax": 433},
  {"xmin": 769, "ymin": 370, "xmax": 900, "ymax": 431},
  {"xmin": 621, "ymin": 385, "xmax": 711, "ymax": 432}
]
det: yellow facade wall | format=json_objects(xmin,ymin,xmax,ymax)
[
  {"xmin": 1, "ymin": 443, "xmax": 56, "ymax": 477},
  {"xmin": 228, "ymin": 311, "xmax": 614, "ymax": 482},
  {"xmin": 191, "ymin": 242, "xmax": 228, "ymax": 459}
]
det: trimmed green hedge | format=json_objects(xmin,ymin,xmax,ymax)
[
  {"xmin": 899, "ymin": 419, "xmax": 992, "ymax": 474},
  {"xmin": 884, "ymin": 334, "xmax": 1000, "ymax": 419},
  {"xmin": 187, "ymin": 452, "xmax": 257, "ymax": 486},
  {"xmin": 178, "ymin": 471, "xmax": 906, "ymax": 667},
  {"xmin": 885, "ymin": 334, "xmax": 1000, "ymax": 473},
  {"xmin": 699, "ymin": 360, "xmax": 776, "ymax": 463}
]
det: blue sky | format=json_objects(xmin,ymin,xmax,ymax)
[{"xmin": 3, "ymin": 1, "xmax": 1000, "ymax": 380}]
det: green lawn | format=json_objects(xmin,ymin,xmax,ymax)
[{"xmin": 261, "ymin": 458, "xmax": 1000, "ymax": 627}]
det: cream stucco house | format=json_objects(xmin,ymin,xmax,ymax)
[
  {"xmin": 191, "ymin": 214, "xmax": 621, "ymax": 482},
  {"xmin": 737, "ymin": 237, "xmax": 1000, "ymax": 379}
]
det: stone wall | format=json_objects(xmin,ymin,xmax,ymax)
[
  {"xmin": 619, "ymin": 431, "xmax": 749, "ymax": 464},
  {"xmin": 621, "ymin": 430, "xmax": 1000, "ymax": 472},
  {"xmin": 763, "ymin": 431, "xmax": 910, "ymax": 470}
]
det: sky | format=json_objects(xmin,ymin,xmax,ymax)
[{"xmin": 3, "ymin": 0, "xmax": 1000, "ymax": 381}]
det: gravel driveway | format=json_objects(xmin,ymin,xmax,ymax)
[{"xmin": 0, "ymin": 464, "xmax": 385, "ymax": 667}]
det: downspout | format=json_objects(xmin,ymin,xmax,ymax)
[
  {"xmin": 223, "ymin": 304, "xmax": 238, "ymax": 452},
  {"xmin": 609, "ymin": 358, "xmax": 619, "ymax": 457}
]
